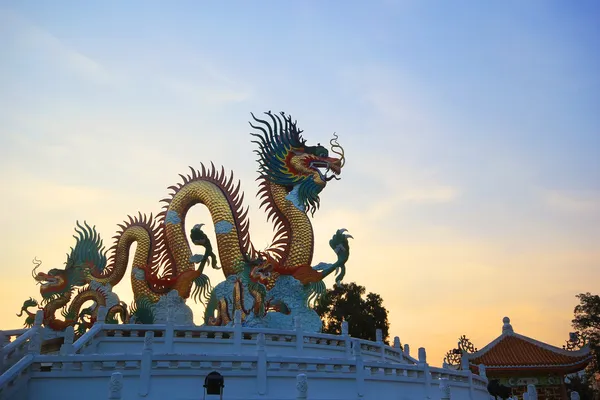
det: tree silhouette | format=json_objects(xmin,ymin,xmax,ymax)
[
  {"xmin": 570, "ymin": 292, "xmax": 600, "ymax": 398},
  {"xmin": 314, "ymin": 282, "xmax": 389, "ymax": 343}
]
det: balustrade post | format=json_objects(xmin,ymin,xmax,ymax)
[
  {"xmin": 439, "ymin": 377, "xmax": 451, "ymax": 400},
  {"xmin": 342, "ymin": 321, "xmax": 351, "ymax": 358},
  {"xmin": 418, "ymin": 347, "xmax": 427, "ymax": 365},
  {"xmin": 478, "ymin": 363, "xmax": 486, "ymax": 379},
  {"xmin": 257, "ymin": 333, "xmax": 267, "ymax": 395},
  {"xmin": 403, "ymin": 343, "xmax": 410, "ymax": 358},
  {"xmin": 296, "ymin": 373, "xmax": 308, "ymax": 400},
  {"xmin": 97, "ymin": 306, "xmax": 107, "ymax": 324},
  {"xmin": 60, "ymin": 325, "xmax": 75, "ymax": 371},
  {"xmin": 165, "ymin": 313, "xmax": 174, "ymax": 354},
  {"xmin": 89, "ymin": 306, "xmax": 108, "ymax": 354},
  {"xmin": 138, "ymin": 331, "xmax": 153, "ymax": 397},
  {"xmin": 108, "ymin": 372, "xmax": 123, "ymax": 399},
  {"xmin": 27, "ymin": 331, "xmax": 41, "ymax": 355},
  {"xmin": 233, "ymin": 310, "xmax": 242, "ymax": 354},
  {"xmin": 418, "ymin": 347, "xmax": 430, "ymax": 400},
  {"xmin": 295, "ymin": 316, "xmax": 304, "ymax": 354},
  {"xmin": 375, "ymin": 329, "xmax": 382, "ymax": 343},
  {"xmin": 467, "ymin": 371, "xmax": 474, "ymax": 400},
  {"xmin": 461, "ymin": 351, "xmax": 470, "ymax": 370},
  {"xmin": 353, "ymin": 340, "xmax": 364, "ymax": 398},
  {"xmin": 375, "ymin": 329, "xmax": 385, "ymax": 361},
  {"xmin": 60, "ymin": 326, "xmax": 75, "ymax": 355},
  {"xmin": 0, "ymin": 331, "xmax": 7, "ymax": 371},
  {"xmin": 34, "ymin": 310, "xmax": 44, "ymax": 327}
]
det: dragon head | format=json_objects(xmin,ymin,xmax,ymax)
[
  {"xmin": 32, "ymin": 222, "xmax": 106, "ymax": 303},
  {"xmin": 250, "ymin": 111, "xmax": 346, "ymax": 215},
  {"xmin": 35, "ymin": 268, "xmax": 68, "ymax": 300}
]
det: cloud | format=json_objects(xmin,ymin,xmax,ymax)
[
  {"xmin": 1, "ymin": 9, "xmax": 112, "ymax": 84},
  {"xmin": 396, "ymin": 185, "xmax": 459, "ymax": 203},
  {"xmin": 158, "ymin": 76, "xmax": 251, "ymax": 105},
  {"xmin": 542, "ymin": 190, "xmax": 600, "ymax": 215},
  {"xmin": 361, "ymin": 185, "xmax": 459, "ymax": 222}
]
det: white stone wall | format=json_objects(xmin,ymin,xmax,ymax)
[{"xmin": 1, "ymin": 321, "xmax": 490, "ymax": 400}]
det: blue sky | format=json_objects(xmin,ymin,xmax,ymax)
[{"xmin": 1, "ymin": 1, "xmax": 598, "ymax": 362}]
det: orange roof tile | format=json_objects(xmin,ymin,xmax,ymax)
[
  {"xmin": 470, "ymin": 335, "xmax": 590, "ymax": 369},
  {"xmin": 466, "ymin": 318, "xmax": 591, "ymax": 373}
]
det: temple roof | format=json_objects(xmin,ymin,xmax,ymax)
[{"xmin": 466, "ymin": 317, "xmax": 592, "ymax": 373}]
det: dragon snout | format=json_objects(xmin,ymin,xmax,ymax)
[
  {"xmin": 35, "ymin": 272, "xmax": 60, "ymax": 288},
  {"xmin": 34, "ymin": 272, "xmax": 49, "ymax": 282},
  {"xmin": 321, "ymin": 157, "xmax": 342, "ymax": 182},
  {"xmin": 329, "ymin": 158, "xmax": 342, "ymax": 175}
]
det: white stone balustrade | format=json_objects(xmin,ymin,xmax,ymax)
[
  {"xmin": 85, "ymin": 324, "xmax": 413, "ymax": 364},
  {"xmin": 0, "ymin": 311, "xmax": 43, "ymax": 374},
  {"xmin": 0, "ymin": 321, "xmax": 490, "ymax": 400},
  {"xmin": 0, "ymin": 330, "xmax": 27, "ymax": 347}
]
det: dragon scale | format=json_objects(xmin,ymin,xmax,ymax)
[
  {"xmin": 263, "ymin": 181, "xmax": 315, "ymax": 274},
  {"xmin": 160, "ymin": 174, "xmax": 251, "ymax": 279},
  {"xmin": 88, "ymin": 215, "xmax": 162, "ymax": 302}
]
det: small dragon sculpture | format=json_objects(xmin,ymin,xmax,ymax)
[
  {"xmin": 19, "ymin": 111, "xmax": 350, "ymax": 332},
  {"xmin": 17, "ymin": 223, "xmax": 128, "ymax": 332}
]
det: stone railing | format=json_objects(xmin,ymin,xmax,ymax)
[
  {"xmin": 85, "ymin": 311, "xmax": 416, "ymax": 364},
  {"xmin": 0, "ymin": 309, "xmax": 488, "ymax": 400},
  {"xmin": 0, "ymin": 311, "xmax": 43, "ymax": 374},
  {"xmin": 0, "ymin": 329, "xmax": 28, "ymax": 346},
  {"xmin": 1, "ymin": 330, "xmax": 489, "ymax": 400}
]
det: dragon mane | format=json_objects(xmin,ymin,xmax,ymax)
[
  {"xmin": 66, "ymin": 221, "xmax": 108, "ymax": 273},
  {"xmin": 249, "ymin": 111, "xmax": 325, "ymax": 216}
]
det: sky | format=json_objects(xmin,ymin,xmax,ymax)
[{"xmin": 0, "ymin": 1, "xmax": 599, "ymax": 364}]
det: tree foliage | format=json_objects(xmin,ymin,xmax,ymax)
[
  {"xmin": 314, "ymin": 282, "xmax": 390, "ymax": 343},
  {"xmin": 566, "ymin": 374, "xmax": 597, "ymax": 400},
  {"xmin": 570, "ymin": 292, "xmax": 600, "ymax": 398}
]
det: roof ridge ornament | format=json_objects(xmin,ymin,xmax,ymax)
[
  {"xmin": 563, "ymin": 331, "xmax": 587, "ymax": 351},
  {"xmin": 502, "ymin": 316, "xmax": 514, "ymax": 334}
]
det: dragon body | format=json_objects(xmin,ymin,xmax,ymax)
[{"xmin": 19, "ymin": 111, "xmax": 350, "ymax": 332}]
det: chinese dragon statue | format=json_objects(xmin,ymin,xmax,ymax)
[{"xmin": 18, "ymin": 111, "xmax": 351, "ymax": 332}]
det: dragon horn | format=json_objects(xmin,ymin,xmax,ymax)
[
  {"xmin": 330, "ymin": 133, "xmax": 345, "ymax": 168},
  {"xmin": 31, "ymin": 257, "xmax": 42, "ymax": 279}
]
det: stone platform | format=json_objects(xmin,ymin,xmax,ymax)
[{"xmin": 0, "ymin": 310, "xmax": 490, "ymax": 400}]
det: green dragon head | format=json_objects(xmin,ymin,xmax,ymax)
[
  {"xmin": 33, "ymin": 221, "xmax": 107, "ymax": 303},
  {"xmin": 250, "ymin": 111, "xmax": 345, "ymax": 215}
]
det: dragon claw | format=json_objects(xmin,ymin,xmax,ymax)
[{"xmin": 328, "ymin": 228, "xmax": 351, "ymax": 266}]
